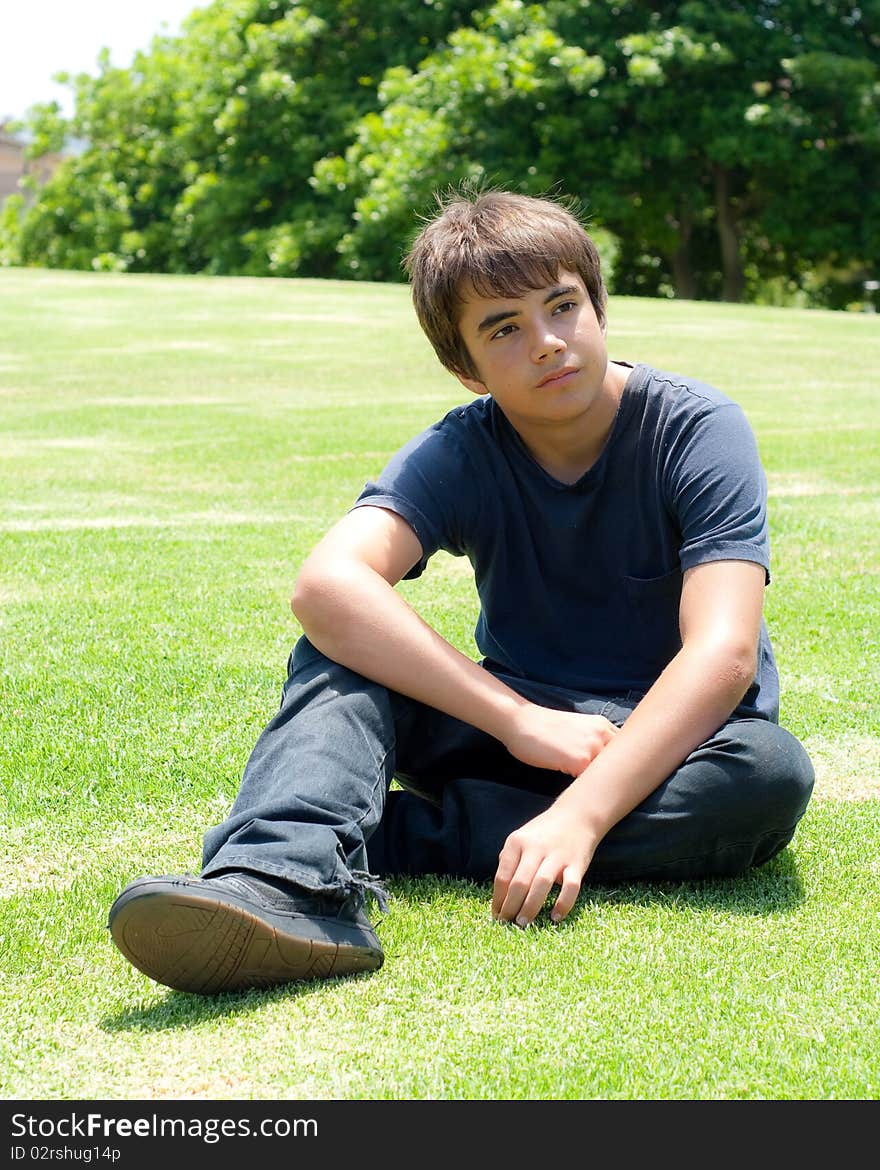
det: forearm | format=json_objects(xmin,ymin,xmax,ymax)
[
  {"xmin": 490, "ymin": 560, "xmax": 766, "ymax": 926},
  {"xmin": 293, "ymin": 562, "xmax": 528, "ymax": 739},
  {"xmin": 555, "ymin": 640, "xmax": 755, "ymax": 840}
]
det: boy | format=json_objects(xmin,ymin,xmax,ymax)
[{"xmin": 108, "ymin": 190, "xmax": 814, "ymax": 995}]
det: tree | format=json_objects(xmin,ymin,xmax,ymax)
[
  {"xmin": 311, "ymin": 0, "xmax": 880, "ymax": 302},
  {"xmin": 311, "ymin": 1, "xmax": 610, "ymax": 281},
  {"xmin": 3, "ymin": 0, "xmax": 480, "ymax": 274},
  {"xmin": 4, "ymin": 0, "xmax": 877, "ymax": 304}
]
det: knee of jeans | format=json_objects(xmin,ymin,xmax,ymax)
[
  {"xmin": 735, "ymin": 719, "xmax": 816, "ymax": 819},
  {"xmin": 290, "ymin": 634, "xmax": 335, "ymax": 676},
  {"xmin": 287, "ymin": 635, "xmax": 384, "ymax": 697}
]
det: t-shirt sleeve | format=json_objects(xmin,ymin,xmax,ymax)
[
  {"xmin": 349, "ymin": 420, "xmax": 472, "ymax": 580},
  {"xmin": 665, "ymin": 401, "xmax": 771, "ymax": 581}
]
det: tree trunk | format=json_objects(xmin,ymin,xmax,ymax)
[
  {"xmin": 712, "ymin": 164, "xmax": 745, "ymax": 302},
  {"xmin": 669, "ymin": 204, "xmax": 697, "ymax": 299}
]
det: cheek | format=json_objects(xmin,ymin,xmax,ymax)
[{"xmin": 492, "ymin": 356, "xmax": 522, "ymax": 390}]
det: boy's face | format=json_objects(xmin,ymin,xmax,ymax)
[{"xmin": 454, "ymin": 270, "xmax": 611, "ymax": 433}]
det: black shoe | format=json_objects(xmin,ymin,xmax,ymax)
[{"xmin": 107, "ymin": 871, "xmax": 384, "ymax": 995}]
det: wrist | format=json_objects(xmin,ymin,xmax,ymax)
[
  {"xmin": 479, "ymin": 682, "xmax": 534, "ymax": 743},
  {"xmin": 554, "ymin": 775, "xmax": 615, "ymax": 842}
]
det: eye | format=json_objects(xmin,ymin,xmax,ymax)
[
  {"xmin": 552, "ymin": 299, "xmax": 577, "ymax": 315},
  {"xmin": 490, "ymin": 322, "xmax": 518, "ymax": 341}
]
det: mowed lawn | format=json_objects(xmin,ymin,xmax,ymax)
[{"xmin": 0, "ymin": 267, "xmax": 877, "ymax": 1100}]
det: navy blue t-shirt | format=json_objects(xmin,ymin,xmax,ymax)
[{"xmin": 352, "ymin": 363, "xmax": 779, "ymax": 720}]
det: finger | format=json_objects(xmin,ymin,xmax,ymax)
[
  {"xmin": 513, "ymin": 867, "xmax": 558, "ymax": 928},
  {"xmin": 491, "ymin": 838, "xmax": 522, "ymax": 920},
  {"xmin": 550, "ymin": 866, "xmax": 583, "ymax": 923},
  {"xmin": 495, "ymin": 855, "xmax": 542, "ymax": 924},
  {"xmin": 593, "ymin": 722, "xmax": 618, "ymax": 748}
]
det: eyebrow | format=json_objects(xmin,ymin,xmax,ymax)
[{"xmin": 475, "ymin": 284, "xmax": 579, "ymax": 333}]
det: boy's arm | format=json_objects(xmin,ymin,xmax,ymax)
[
  {"xmin": 291, "ymin": 505, "xmax": 618, "ymax": 776},
  {"xmin": 491, "ymin": 557, "xmax": 767, "ymax": 926}
]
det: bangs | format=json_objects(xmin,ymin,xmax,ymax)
[{"xmin": 463, "ymin": 252, "xmax": 565, "ymax": 302}]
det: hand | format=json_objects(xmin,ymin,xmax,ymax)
[
  {"xmin": 492, "ymin": 801, "xmax": 598, "ymax": 927},
  {"xmin": 501, "ymin": 704, "xmax": 618, "ymax": 776}
]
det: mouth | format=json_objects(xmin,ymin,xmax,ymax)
[{"xmin": 537, "ymin": 366, "xmax": 578, "ymax": 389}]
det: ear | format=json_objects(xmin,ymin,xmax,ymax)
[{"xmin": 454, "ymin": 371, "xmax": 489, "ymax": 397}]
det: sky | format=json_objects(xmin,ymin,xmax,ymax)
[{"xmin": 2, "ymin": 1, "xmax": 206, "ymax": 123}]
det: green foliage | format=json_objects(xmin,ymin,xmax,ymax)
[
  {"xmin": 312, "ymin": 1, "xmax": 609, "ymax": 280},
  {"xmin": 5, "ymin": 0, "xmax": 480, "ymax": 276},
  {"xmin": 0, "ymin": 196, "xmax": 24, "ymax": 266},
  {"xmin": 313, "ymin": 0, "xmax": 880, "ymax": 301},
  {"xmin": 2, "ymin": 0, "xmax": 878, "ymax": 303}
]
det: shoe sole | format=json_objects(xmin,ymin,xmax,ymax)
[{"xmin": 108, "ymin": 879, "xmax": 383, "ymax": 995}]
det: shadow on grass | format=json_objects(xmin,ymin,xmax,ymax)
[
  {"xmin": 99, "ymin": 968, "xmax": 373, "ymax": 1034},
  {"xmin": 100, "ymin": 850, "xmax": 804, "ymax": 1033},
  {"xmin": 584, "ymin": 847, "xmax": 807, "ymax": 915},
  {"xmin": 387, "ymin": 845, "xmax": 806, "ymax": 917}
]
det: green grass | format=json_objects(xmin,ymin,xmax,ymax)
[{"xmin": 0, "ymin": 268, "xmax": 877, "ymax": 1100}]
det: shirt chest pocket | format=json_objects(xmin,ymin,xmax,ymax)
[
  {"xmin": 621, "ymin": 568, "xmax": 683, "ymax": 667},
  {"xmin": 623, "ymin": 568, "xmax": 683, "ymax": 603}
]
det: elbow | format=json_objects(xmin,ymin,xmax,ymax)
[
  {"xmin": 685, "ymin": 633, "xmax": 758, "ymax": 703},
  {"xmin": 291, "ymin": 560, "xmax": 362, "ymax": 640},
  {"xmin": 290, "ymin": 564, "xmax": 330, "ymax": 629},
  {"xmin": 716, "ymin": 639, "xmax": 759, "ymax": 700}
]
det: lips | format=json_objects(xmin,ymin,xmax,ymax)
[{"xmin": 537, "ymin": 366, "xmax": 578, "ymax": 388}]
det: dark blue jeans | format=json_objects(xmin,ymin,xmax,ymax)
[{"xmin": 202, "ymin": 636, "xmax": 815, "ymax": 904}]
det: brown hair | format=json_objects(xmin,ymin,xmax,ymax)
[{"xmin": 404, "ymin": 188, "xmax": 607, "ymax": 379}]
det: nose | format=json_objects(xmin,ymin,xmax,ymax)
[{"xmin": 530, "ymin": 324, "xmax": 565, "ymax": 363}]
